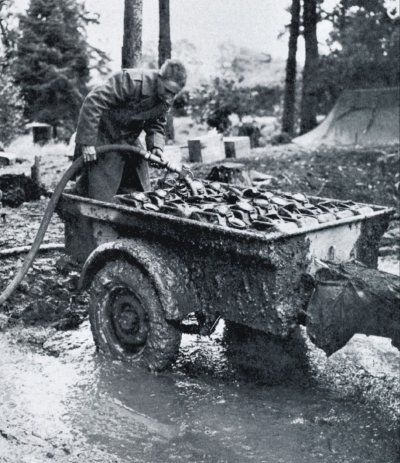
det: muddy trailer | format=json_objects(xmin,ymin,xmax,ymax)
[{"xmin": 58, "ymin": 191, "xmax": 396, "ymax": 372}]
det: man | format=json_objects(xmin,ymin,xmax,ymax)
[{"xmin": 74, "ymin": 59, "xmax": 187, "ymax": 202}]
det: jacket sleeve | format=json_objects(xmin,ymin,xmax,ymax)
[
  {"xmin": 143, "ymin": 113, "xmax": 168, "ymax": 152},
  {"xmin": 75, "ymin": 71, "xmax": 139, "ymax": 145}
]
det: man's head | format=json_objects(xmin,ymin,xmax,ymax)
[{"xmin": 157, "ymin": 59, "xmax": 187, "ymax": 104}]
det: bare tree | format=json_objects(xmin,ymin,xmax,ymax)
[
  {"xmin": 281, "ymin": 0, "xmax": 301, "ymax": 136},
  {"xmin": 158, "ymin": 0, "xmax": 174, "ymax": 141},
  {"xmin": 300, "ymin": 0, "xmax": 319, "ymax": 134},
  {"xmin": 122, "ymin": 0, "xmax": 143, "ymax": 68}
]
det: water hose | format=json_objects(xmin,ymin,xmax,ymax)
[{"xmin": 0, "ymin": 144, "xmax": 196, "ymax": 305}]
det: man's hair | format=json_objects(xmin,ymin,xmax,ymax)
[{"xmin": 159, "ymin": 59, "xmax": 187, "ymax": 88}]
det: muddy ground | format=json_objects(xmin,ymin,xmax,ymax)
[{"xmin": 0, "ymin": 141, "xmax": 399, "ymax": 462}]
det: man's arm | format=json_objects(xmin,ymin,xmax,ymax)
[
  {"xmin": 76, "ymin": 71, "xmax": 139, "ymax": 146},
  {"xmin": 143, "ymin": 113, "xmax": 168, "ymax": 159}
]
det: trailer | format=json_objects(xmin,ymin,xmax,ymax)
[{"xmin": 57, "ymin": 187, "xmax": 396, "ymax": 372}]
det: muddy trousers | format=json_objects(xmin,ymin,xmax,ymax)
[
  {"xmin": 74, "ymin": 139, "xmax": 151, "ymax": 252},
  {"xmin": 76, "ymin": 139, "xmax": 150, "ymax": 203}
]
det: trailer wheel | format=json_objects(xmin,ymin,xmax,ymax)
[
  {"xmin": 89, "ymin": 259, "xmax": 181, "ymax": 371},
  {"xmin": 223, "ymin": 321, "xmax": 310, "ymax": 384}
]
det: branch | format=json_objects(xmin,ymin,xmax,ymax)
[{"xmin": 0, "ymin": 243, "xmax": 65, "ymax": 258}]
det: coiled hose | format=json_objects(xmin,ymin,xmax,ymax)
[{"xmin": 0, "ymin": 144, "xmax": 196, "ymax": 305}]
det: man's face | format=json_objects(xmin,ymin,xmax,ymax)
[{"xmin": 157, "ymin": 77, "xmax": 182, "ymax": 105}]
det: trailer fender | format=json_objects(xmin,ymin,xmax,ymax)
[{"xmin": 78, "ymin": 239, "xmax": 180, "ymax": 321}]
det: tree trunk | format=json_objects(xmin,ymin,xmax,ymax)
[
  {"xmin": 158, "ymin": 0, "xmax": 171, "ymax": 68},
  {"xmin": 0, "ymin": 16, "xmax": 10, "ymax": 50},
  {"xmin": 281, "ymin": 0, "xmax": 301, "ymax": 136},
  {"xmin": 122, "ymin": 0, "xmax": 143, "ymax": 68},
  {"xmin": 158, "ymin": 0, "xmax": 174, "ymax": 141},
  {"xmin": 300, "ymin": 0, "xmax": 319, "ymax": 134}
]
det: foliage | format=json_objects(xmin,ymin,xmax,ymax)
[
  {"xmin": 0, "ymin": 0, "xmax": 18, "ymax": 65},
  {"xmin": 14, "ymin": 0, "xmax": 109, "ymax": 139},
  {"xmin": 318, "ymin": 0, "xmax": 399, "ymax": 113},
  {"xmin": 172, "ymin": 89, "xmax": 189, "ymax": 117},
  {"xmin": 216, "ymin": 42, "xmax": 272, "ymax": 83},
  {"xmin": 0, "ymin": 1, "xmax": 24, "ymax": 145},
  {"xmin": 0, "ymin": 70, "xmax": 25, "ymax": 145},
  {"xmin": 173, "ymin": 39, "xmax": 203, "ymax": 70},
  {"xmin": 188, "ymin": 77, "xmax": 282, "ymax": 134},
  {"xmin": 270, "ymin": 131, "xmax": 292, "ymax": 146},
  {"xmin": 142, "ymin": 42, "xmax": 158, "ymax": 69},
  {"xmin": 142, "ymin": 39, "xmax": 204, "ymax": 82}
]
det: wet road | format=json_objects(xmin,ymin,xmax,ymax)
[{"xmin": 0, "ymin": 321, "xmax": 398, "ymax": 463}]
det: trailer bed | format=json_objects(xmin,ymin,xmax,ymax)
[{"xmin": 58, "ymin": 190, "xmax": 393, "ymax": 338}]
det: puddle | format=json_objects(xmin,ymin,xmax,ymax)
[{"xmin": 0, "ymin": 321, "xmax": 398, "ymax": 462}]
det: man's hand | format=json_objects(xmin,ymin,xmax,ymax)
[
  {"xmin": 151, "ymin": 148, "xmax": 166, "ymax": 164},
  {"xmin": 82, "ymin": 145, "xmax": 97, "ymax": 163}
]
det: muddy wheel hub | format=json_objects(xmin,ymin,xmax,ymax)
[{"xmin": 107, "ymin": 288, "xmax": 149, "ymax": 351}]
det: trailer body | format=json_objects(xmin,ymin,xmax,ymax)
[{"xmin": 58, "ymin": 192, "xmax": 391, "ymax": 339}]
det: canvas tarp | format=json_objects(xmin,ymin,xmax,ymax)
[{"xmin": 293, "ymin": 87, "xmax": 399, "ymax": 148}]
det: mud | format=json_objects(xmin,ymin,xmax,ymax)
[
  {"xmin": 0, "ymin": 144, "xmax": 399, "ymax": 461},
  {"xmin": 194, "ymin": 147, "xmax": 400, "ymax": 209},
  {"xmin": 0, "ymin": 200, "xmax": 87, "ymax": 326},
  {"xmin": 0, "ymin": 321, "xmax": 399, "ymax": 463}
]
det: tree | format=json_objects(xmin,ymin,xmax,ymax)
[
  {"xmin": 300, "ymin": 0, "xmax": 319, "ymax": 134},
  {"xmin": 0, "ymin": 0, "xmax": 17, "ymax": 65},
  {"xmin": 122, "ymin": 0, "xmax": 143, "ymax": 68},
  {"xmin": 0, "ymin": 72, "xmax": 24, "ymax": 145},
  {"xmin": 0, "ymin": 0, "xmax": 24, "ymax": 145},
  {"xmin": 158, "ymin": 0, "xmax": 171, "ymax": 68},
  {"xmin": 318, "ymin": 0, "xmax": 399, "ymax": 111},
  {"xmin": 158, "ymin": 0, "xmax": 174, "ymax": 141},
  {"xmin": 14, "ymin": 0, "xmax": 108, "ymax": 138},
  {"xmin": 281, "ymin": 0, "xmax": 301, "ymax": 136},
  {"xmin": 189, "ymin": 77, "xmax": 282, "ymax": 135}
]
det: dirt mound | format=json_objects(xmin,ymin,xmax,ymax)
[
  {"xmin": 0, "ymin": 174, "xmax": 47, "ymax": 207},
  {"xmin": 294, "ymin": 87, "xmax": 400, "ymax": 148}
]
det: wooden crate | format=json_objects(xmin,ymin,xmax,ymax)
[
  {"xmin": 224, "ymin": 136, "xmax": 251, "ymax": 159},
  {"xmin": 188, "ymin": 131, "xmax": 225, "ymax": 163}
]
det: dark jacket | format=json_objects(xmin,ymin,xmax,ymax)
[
  {"xmin": 76, "ymin": 68, "xmax": 169, "ymax": 150},
  {"xmin": 75, "ymin": 69, "xmax": 169, "ymax": 201}
]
